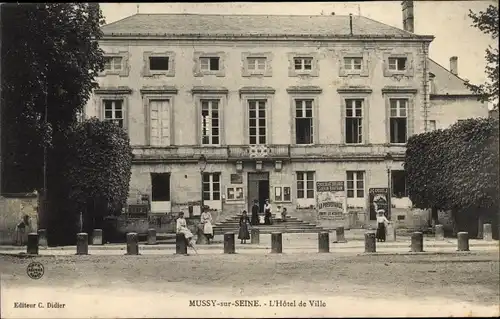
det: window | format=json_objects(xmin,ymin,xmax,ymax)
[
  {"xmin": 227, "ymin": 187, "xmax": 244, "ymax": 201},
  {"xmin": 295, "ymin": 100, "xmax": 314, "ymax": 144},
  {"xmin": 151, "ymin": 173, "xmax": 170, "ymax": 201},
  {"xmin": 344, "ymin": 57, "xmax": 362, "ymax": 70},
  {"xmin": 388, "ymin": 57, "xmax": 407, "ymax": 71},
  {"xmin": 296, "ymin": 171, "xmax": 315, "ymax": 199},
  {"xmin": 201, "ymin": 100, "xmax": 220, "ymax": 145},
  {"xmin": 149, "ymin": 57, "xmax": 169, "ymax": 71},
  {"xmin": 345, "ymin": 99, "xmax": 363, "ymax": 144},
  {"xmin": 274, "ymin": 186, "xmax": 292, "ymax": 202},
  {"xmin": 391, "ymin": 170, "xmax": 407, "ymax": 198},
  {"xmin": 247, "ymin": 57, "xmax": 267, "ymax": 71},
  {"xmin": 103, "ymin": 100, "xmax": 124, "ymax": 128},
  {"xmin": 248, "ymin": 100, "xmax": 267, "ymax": 145},
  {"xmin": 104, "ymin": 57, "xmax": 122, "ymax": 71},
  {"xmin": 428, "ymin": 120, "xmax": 437, "ymax": 131},
  {"xmin": 149, "ymin": 100, "xmax": 170, "ymax": 146},
  {"xmin": 347, "ymin": 171, "xmax": 364, "ymax": 198},
  {"xmin": 200, "ymin": 57, "xmax": 220, "ymax": 71},
  {"xmin": 203, "ymin": 173, "xmax": 221, "ymax": 201},
  {"xmin": 294, "ymin": 57, "xmax": 313, "ymax": 71},
  {"xmin": 389, "ymin": 99, "xmax": 408, "ymax": 143}
]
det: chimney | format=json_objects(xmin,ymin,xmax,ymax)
[
  {"xmin": 349, "ymin": 13, "xmax": 353, "ymax": 35},
  {"xmin": 450, "ymin": 56, "xmax": 458, "ymax": 76},
  {"xmin": 402, "ymin": 1, "xmax": 414, "ymax": 33}
]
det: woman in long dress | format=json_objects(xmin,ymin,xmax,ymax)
[
  {"xmin": 238, "ymin": 210, "xmax": 251, "ymax": 244},
  {"xmin": 176, "ymin": 212, "xmax": 195, "ymax": 247},
  {"xmin": 200, "ymin": 210, "xmax": 214, "ymax": 244},
  {"xmin": 264, "ymin": 199, "xmax": 273, "ymax": 225},
  {"xmin": 376, "ymin": 210, "xmax": 390, "ymax": 242},
  {"xmin": 251, "ymin": 200, "xmax": 260, "ymax": 226}
]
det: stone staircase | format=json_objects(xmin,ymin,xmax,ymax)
[{"xmin": 213, "ymin": 214, "xmax": 326, "ymax": 235}]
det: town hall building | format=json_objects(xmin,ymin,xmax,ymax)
[{"xmin": 84, "ymin": 1, "xmax": 488, "ymax": 228}]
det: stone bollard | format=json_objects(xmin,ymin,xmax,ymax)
[
  {"xmin": 386, "ymin": 223, "xmax": 396, "ymax": 242},
  {"xmin": 335, "ymin": 226, "xmax": 346, "ymax": 243},
  {"xmin": 318, "ymin": 232, "xmax": 329, "ymax": 253},
  {"xmin": 125, "ymin": 232, "xmax": 139, "ymax": 255},
  {"xmin": 147, "ymin": 228, "xmax": 157, "ymax": 245},
  {"xmin": 410, "ymin": 232, "xmax": 424, "ymax": 252},
  {"xmin": 271, "ymin": 232, "xmax": 283, "ymax": 254},
  {"xmin": 37, "ymin": 229, "xmax": 48, "ymax": 248},
  {"xmin": 435, "ymin": 224, "xmax": 445, "ymax": 241},
  {"xmin": 224, "ymin": 232, "xmax": 235, "ymax": 254},
  {"xmin": 251, "ymin": 228, "xmax": 260, "ymax": 244},
  {"xmin": 92, "ymin": 229, "xmax": 103, "ymax": 245},
  {"xmin": 483, "ymin": 224, "xmax": 492, "ymax": 241},
  {"xmin": 364, "ymin": 232, "xmax": 376, "ymax": 253},
  {"xmin": 176, "ymin": 233, "xmax": 187, "ymax": 255},
  {"xmin": 76, "ymin": 233, "xmax": 89, "ymax": 255},
  {"xmin": 27, "ymin": 233, "xmax": 39, "ymax": 255},
  {"xmin": 457, "ymin": 232, "xmax": 469, "ymax": 251}
]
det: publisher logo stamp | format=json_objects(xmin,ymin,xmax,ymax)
[{"xmin": 26, "ymin": 262, "xmax": 44, "ymax": 280}]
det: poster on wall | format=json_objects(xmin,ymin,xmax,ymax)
[
  {"xmin": 369, "ymin": 188, "xmax": 389, "ymax": 220},
  {"xmin": 316, "ymin": 181, "xmax": 346, "ymax": 220}
]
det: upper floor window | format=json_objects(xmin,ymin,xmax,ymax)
[
  {"xmin": 149, "ymin": 99, "xmax": 171, "ymax": 146},
  {"xmin": 346, "ymin": 171, "xmax": 365, "ymax": 198},
  {"xmin": 104, "ymin": 57, "xmax": 122, "ymax": 71},
  {"xmin": 248, "ymin": 100, "xmax": 267, "ymax": 145},
  {"xmin": 247, "ymin": 57, "xmax": 267, "ymax": 71},
  {"xmin": 344, "ymin": 57, "xmax": 362, "ymax": 70},
  {"xmin": 294, "ymin": 57, "xmax": 313, "ymax": 71},
  {"xmin": 103, "ymin": 99, "xmax": 124, "ymax": 128},
  {"xmin": 295, "ymin": 99, "xmax": 314, "ymax": 144},
  {"xmin": 296, "ymin": 171, "xmax": 315, "ymax": 199},
  {"xmin": 428, "ymin": 120, "xmax": 437, "ymax": 131},
  {"xmin": 201, "ymin": 57, "xmax": 220, "ymax": 71},
  {"xmin": 345, "ymin": 99, "xmax": 363, "ymax": 144},
  {"xmin": 388, "ymin": 57, "xmax": 407, "ymax": 71},
  {"xmin": 203, "ymin": 173, "xmax": 221, "ymax": 201},
  {"xmin": 149, "ymin": 57, "xmax": 169, "ymax": 71},
  {"xmin": 390, "ymin": 99, "xmax": 408, "ymax": 144},
  {"xmin": 201, "ymin": 99, "xmax": 220, "ymax": 145}
]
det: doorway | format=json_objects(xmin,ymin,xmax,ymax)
[{"xmin": 248, "ymin": 172, "xmax": 270, "ymax": 213}]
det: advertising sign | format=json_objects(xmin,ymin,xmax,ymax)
[
  {"xmin": 316, "ymin": 181, "xmax": 346, "ymax": 220},
  {"xmin": 369, "ymin": 188, "xmax": 389, "ymax": 220}
]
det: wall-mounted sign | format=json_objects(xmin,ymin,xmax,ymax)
[
  {"xmin": 230, "ymin": 173, "xmax": 243, "ymax": 184},
  {"xmin": 369, "ymin": 188, "xmax": 389, "ymax": 220},
  {"xmin": 316, "ymin": 181, "xmax": 346, "ymax": 220}
]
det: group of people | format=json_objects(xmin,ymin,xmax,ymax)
[{"xmin": 176, "ymin": 199, "xmax": 290, "ymax": 247}]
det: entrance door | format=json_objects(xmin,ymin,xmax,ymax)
[{"xmin": 247, "ymin": 172, "xmax": 270, "ymax": 213}]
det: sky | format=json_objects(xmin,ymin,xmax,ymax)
[{"xmin": 100, "ymin": 1, "xmax": 497, "ymax": 86}]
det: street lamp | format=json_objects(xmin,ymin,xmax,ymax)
[
  {"xmin": 384, "ymin": 152, "xmax": 393, "ymax": 220},
  {"xmin": 198, "ymin": 155, "xmax": 207, "ymax": 215}
]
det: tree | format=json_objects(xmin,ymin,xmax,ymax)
[
  {"xmin": 405, "ymin": 118, "xmax": 499, "ymax": 238},
  {"xmin": 62, "ymin": 118, "xmax": 133, "ymax": 235},
  {"xmin": 465, "ymin": 4, "xmax": 499, "ymax": 110},
  {"xmin": 1, "ymin": 3, "xmax": 105, "ymax": 193}
]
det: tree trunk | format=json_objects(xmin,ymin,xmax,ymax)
[
  {"xmin": 451, "ymin": 209, "xmax": 458, "ymax": 237},
  {"xmin": 477, "ymin": 213, "xmax": 484, "ymax": 239},
  {"xmin": 431, "ymin": 207, "xmax": 439, "ymax": 226}
]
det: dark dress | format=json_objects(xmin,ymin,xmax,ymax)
[
  {"xmin": 238, "ymin": 216, "xmax": 251, "ymax": 240},
  {"xmin": 376, "ymin": 222, "xmax": 386, "ymax": 241},
  {"xmin": 251, "ymin": 204, "xmax": 260, "ymax": 225}
]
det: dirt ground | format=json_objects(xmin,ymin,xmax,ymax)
[{"xmin": 1, "ymin": 252, "xmax": 499, "ymax": 318}]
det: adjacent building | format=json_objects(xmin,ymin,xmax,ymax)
[{"xmin": 84, "ymin": 2, "xmax": 488, "ymax": 228}]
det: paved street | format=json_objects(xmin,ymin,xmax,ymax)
[{"xmin": 1, "ymin": 250, "xmax": 499, "ymax": 318}]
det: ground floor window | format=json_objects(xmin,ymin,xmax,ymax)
[
  {"xmin": 151, "ymin": 173, "xmax": 170, "ymax": 201},
  {"xmin": 391, "ymin": 170, "xmax": 407, "ymax": 198},
  {"xmin": 203, "ymin": 173, "xmax": 221, "ymax": 201}
]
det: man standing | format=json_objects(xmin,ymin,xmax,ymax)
[{"xmin": 251, "ymin": 200, "xmax": 260, "ymax": 225}]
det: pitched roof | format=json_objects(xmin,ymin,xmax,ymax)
[
  {"xmin": 101, "ymin": 13, "xmax": 433, "ymax": 39},
  {"xmin": 428, "ymin": 59, "xmax": 476, "ymax": 96}
]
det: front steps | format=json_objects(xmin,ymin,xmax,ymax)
[{"xmin": 213, "ymin": 214, "xmax": 326, "ymax": 235}]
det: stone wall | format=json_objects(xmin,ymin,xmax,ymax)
[{"xmin": 0, "ymin": 195, "xmax": 38, "ymax": 245}]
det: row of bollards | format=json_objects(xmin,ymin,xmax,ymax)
[{"xmin": 25, "ymin": 223, "xmax": 494, "ymax": 256}]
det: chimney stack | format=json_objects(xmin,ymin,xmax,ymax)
[
  {"xmin": 450, "ymin": 56, "xmax": 458, "ymax": 76},
  {"xmin": 402, "ymin": 1, "xmax": 414, "ymax": 33}
]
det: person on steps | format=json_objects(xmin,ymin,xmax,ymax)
[
  {"xmin": 251, "ymin": 200, "xmax": 260, "ymax": 226},
  {"xmin": 264, "ymin": 199, "xmax": 273, "ymax": 225},
  {"xmin": 238, "ymin": 210, "xmax": 251, "ymax": 244}
]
